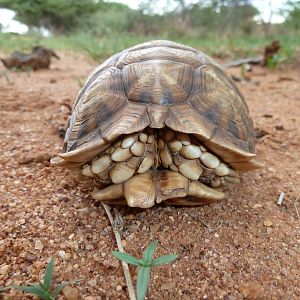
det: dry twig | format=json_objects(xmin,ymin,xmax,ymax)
[
  {"xmin": 200, "ymin": 219, "xmax": 213, "ymax": 232},
  {"xmin": 224, "ymin": 56, "xmax": 263, "ymax": 68},
  {"xmin": 293, "ymin": 197, "xmax": 299, "ymax": 220},
  {"xmin": 277, "ymin": 192, "xmax": 285, "ymax": 205},
  {"xmin": 102, "ymin": 203, "xmax": 137, "ymax": 300}
]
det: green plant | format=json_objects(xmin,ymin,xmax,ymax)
[
  {"xmin": 266, "ymin": 53, "xmax": 287, "ymax": 69},
  {"xmin": 113, "ymin": 240, "xmax": 178, "ymax": 300},
  {"xmin": 0, "ymin": 257, "xmax": 80, "ymax": 300}
]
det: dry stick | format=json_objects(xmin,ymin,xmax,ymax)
[
  {"xmin": 224, "ymin": 56, "xmax": 263, "ymax": 68},
  {"xmin": 277, "ymin": 192, "xmax": 285, "ymax": 205},
  {"xmin": 293, "ymin": 197, "xmax": 300, "ymax": 220},
  {"xmin": 102, "ymin": 203, "xmax": 137, "ymax": 300},
  {"xmin": 200, "ymin": 219, "xmax": 213, "ymax": 232}
]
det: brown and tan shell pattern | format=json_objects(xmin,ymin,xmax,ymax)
[{"xmin": 51, "ymin": 40, "xmax": 262, "ymax": 208}]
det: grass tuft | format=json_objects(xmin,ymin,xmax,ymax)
[
  {"xmin": 0, "ymin": 257, "xmax": 81, "ymax": 300},
  {"xmin": 113, "ymin": 240, "xmax": 178, "ymax": 300},
  {"xmin": 1, "ymin": 33, "xmax": 299, "ymax": 64}
]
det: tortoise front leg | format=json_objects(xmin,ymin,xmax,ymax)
[{"xmin": 92, "ymin": 173, "xmax": 156, "ymax": 208}]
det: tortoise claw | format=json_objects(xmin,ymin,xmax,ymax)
[
  {"xmin": 92, "ymin": 184, "xmax": 124, "ymax": 202},
  {"xmin": 188, "ymin": 180, "xmax": 225, "ymax": 201}
]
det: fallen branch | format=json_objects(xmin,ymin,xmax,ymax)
[
  {"xmin": 102, "ymin": 203, "xmax": 137, "ymax": 300},
  {"xmin": 1, "ymin": 46, "xmax": 59, "ymax": 70},
  {"xmin": 224, "ymin": 41, "xmax": 281, "ymax": 69},
  {"xmin": 224, "ymin": 56, "xmax": 263, "ymax": 68}
]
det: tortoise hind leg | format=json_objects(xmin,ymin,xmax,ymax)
[
  {"xmin": 92, "ymin": 170, "xmax": 225, "ymax": 207},
  {"xmin": 157, "ymin": 171, "xmax": 224, "ymax": 205}
]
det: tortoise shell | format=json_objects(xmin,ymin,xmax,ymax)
[{"xmin": 51, "ymin": 40, "xmax": 261, "ymax": 208}]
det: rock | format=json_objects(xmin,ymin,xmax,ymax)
[
  {"xmin": 239, "ymin": 283, "xmax": 264, "ymax": 299},
  {"xmin": 62, "ymin": 286, "xmax": 79, "ymax": 300},
  {"xmin": 35, "ymin": 152, "xmax": 52, "ymax": 162},
  {"xmin": 254, "ymin": 128, "xmax": 268, "ymax": 139},
  {"xmin": 116, "ymin": 285, "xmax": 123, "ymax": 291},
  {"xmin": 35, "ymin": 240, "xmax": 44, "ymax": 250},
  {"xmin": 266, "ymin": 227, "xmax": 273, "ymax": 235},
  {"xmin": 58, "ymin": 124, "xmax": 67, "ymax": 138},
  {"xmin": 64, "ymin": 253, "xmax": 71, "ymax": 261},
  {"xmin": 103, "ymin": 257, "xmax": 119, "ymax": 269},
  {"xmin": 161, "ymin": 282, "xmax": 175, "ymax": 290},
  {"xmin": 88, "ymin": 279, "xmax": 97, "ymax": 286},
  {"xmin": 150, "ymin": 224, "xmax": 160, "ymax": 234},
  {"xmin": 19, "ymin": 152, "xmax": 51, "ymax": 164},
  {"xmin": 263, "ymin": 114, "xmax": 273, "ymax": 118},
  {"xmin": 280, "ymin": 267, "xmax": 289, "ymax": 276},
  {"xmin": 0, "ymin": 264, "xmax": 10, "ymax": 275},
  {"xmin": 252, "ymin": 204, "xmax": 263, "ymax": 209},
  {"xmin": 19, "ymin": 155, "xmax": 35, "ymax": 164},
  {"xmin": 263, "ymin": 220, "xmax": 273, "ymax": 227},
  {"xmin": 275, "ymin": 125, "xmax": 284, "ymax": 131},
  {"xmin": 53, "ymin": 205, "xmax": 60, "ymax": 213},
  {"xmin": 58, "ymin": 250, "xmax": 71, "ymax": 260},
  {"xmin": 68, "ymin": 234, "xmax": 75, "ymax": 240}
]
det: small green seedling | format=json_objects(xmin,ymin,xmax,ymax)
[
  {"xmin": 266, "ymin": 53, "xmax": 287, "ymax": 69},
  {"xmin": 0, "ymin": 257, "xmax": 80, "ymax": 300},
  {"xmin": 113, "ymin": 240, "xmax": 178, "ymax": 300}
]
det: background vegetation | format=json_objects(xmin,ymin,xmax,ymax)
[{"xmin": 0, "ymin": 0, "xmax": 299, "ymax": 61}]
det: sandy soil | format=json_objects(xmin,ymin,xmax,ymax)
[{"xmin": 0, "ymin": 52, "xmax": 299, "ymax": 300}]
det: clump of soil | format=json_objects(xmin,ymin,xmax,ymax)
[{"xmin": 0, "ymin": 52, "xmax": 299, "ymax": 299}]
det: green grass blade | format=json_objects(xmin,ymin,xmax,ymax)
[
  {"xmin": 142, "ymin": 240, "xmax": 158, "ymax": 263},
  {"xmin": 112, "ymin": 251, "xmax": 141, "ymax": 266},
  {"xmin": 137, "ymin": 267, "xmax": 151, "ymax": 300},
  {"xmin": 44, "ymin": 257, "xmax": 55, "ymax": 290},
  {"xmin": 0, "ymin": 285, "xmax": 51, "ymax": 299},
  {"xmin": 152, "ymin": 254, "xmax": 178, "ymax": 266}
]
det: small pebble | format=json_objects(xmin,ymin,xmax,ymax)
[
  {"xmin": 58, "ymin": 250, "xmax": 66, "ymax": 259},
  {"xmin": 35, "ymin": 240, "xmax": 44, "ymax": 250},
  {"xmin": 252, "ymin": 203, "xmax": 263, "ymax": 209},
  {"xmin": 263, "ymin": 220, "xmax": 273, "ymax": 227},
  {"xmin": 0, "ymin": 264, "xmax": 10, "ymax": 275},
  {"xmin": 275, "ymin": 125, "xmax": 284, "ymax": 131},
  {"xmin": 116, "ymin": 285, "xmax": 123, "ymax": 291},
  {"xmin": 62, "ymin": 286, "xmax": 79, "ymax": 300},
  {"xmin": 239, "ymin": 283, "xmax": 264, "ymax": 299},
  {"xmin": 161, "ymin": 282, "xmax": 175, "ymax": 290},
  {"xmin": 88, "ymin": 279, "xmax": 97, "ymax": 286},
  {"xmin": 150, "ymin": 224, "xmax": 160, "ymax": 234}
]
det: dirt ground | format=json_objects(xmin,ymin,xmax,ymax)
[{"xmin": 0, "ymin": 51, "xmax": 299, "ymax": 300}]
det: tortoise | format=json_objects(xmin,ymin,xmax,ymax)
[{"xmin": 51, "ymin": 40, "xmax": 262, "ymax": 208}]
